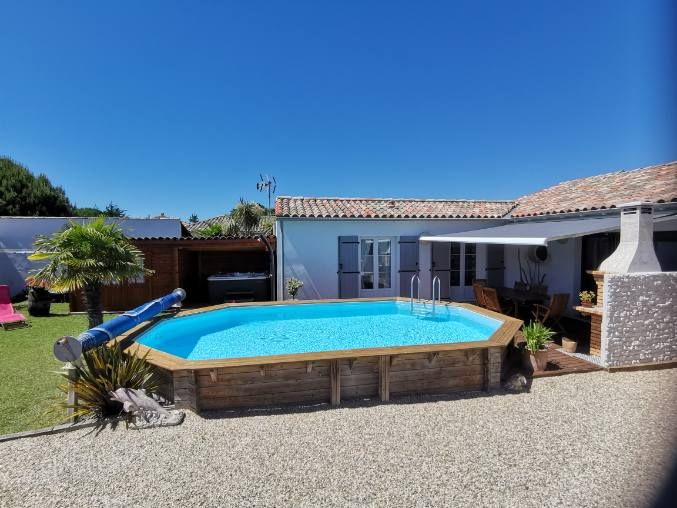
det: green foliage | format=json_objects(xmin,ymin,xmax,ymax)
[
  {"xmin": 522, "ymin": 322, "xmax": 555, "ymax": 353},
  {"xmin": 578, "ymin": 290, "xmax": 595, "ymax": 303},
  {"xmin": 0, "ymin": 157, "xmax": 74, "ymax": 216},
  {"xmin": 198, "ymin": 223, "xmax": 223, "ymax": 237},
  {"xmin": 62, "ymin": 344, "xmax": 159, "ymax": 420},
  {"xmin": 103, "ymin": 202, "xmax": 126, "ymax": 217},
  {"xmin": 286, "ymin": 277, "xmax": 304, "ymax": 299},
  {"xmin": 230, "ymin": 198, "xmax": 265, "ymax": 233},
  {"xmin": 73, "ymin": 206, "xmax": 104, "ymax": 217},
  {"xmin": 188, "ymin": 213, "xmax": 199, "ymax": 223},
  {"xmin": 26, "ymin": 217, "xmax": 152, "ymax": 292}
]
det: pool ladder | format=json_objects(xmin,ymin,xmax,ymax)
[
  {"xmin": 409, "ymin": 274, "xmax": 421, "ymax": 312},
  {"xmin": 431, "ymin": 275, "xmax": 441, "ymax": 314},
  {"xmin": 410, "ymin": 274, "xmax": 440, "ymax": 316}
]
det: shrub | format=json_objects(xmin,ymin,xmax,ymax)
[
  {"xmin": 578, "ymin": 290, "xmax": 595, "ymax": 304},
  {"xmin": 286, "ymin": 277, "xmax": 303, "ymax": 299},
  {"xmin": 61, "ymin": 344, "xmax": 158, "ymax": 420}
]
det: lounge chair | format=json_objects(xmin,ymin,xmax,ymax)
[
  {"xmin": 532, "ymin": 293, "xmax": 569, "ymax": 332},
  {"xmin": 472, "ymin": 280, "xmax": 487, "ymax": 308},
  {"xmin": 0, "ymin": 285, "xmax": 28, "ymax": 330}
]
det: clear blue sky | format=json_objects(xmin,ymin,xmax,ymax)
[{"xmin": 1, "ymin": 1, "xmax": 674, "ymax": 219}]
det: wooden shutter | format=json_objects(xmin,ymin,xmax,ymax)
[
  {"xmin": 338, "ymin": 236, "xmax": 359, "ymax": 298},
  {"xmin": 431, "ymin": 242, "xmax": 451, "ymax": 299},
  {"xmin": 398, "ymin": 236, "xmax": 419, "ymax": 297}
]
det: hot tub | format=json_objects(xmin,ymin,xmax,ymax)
[{"xmin": 207, "ymin": 272, "xmax": 271, "ymax": 303}]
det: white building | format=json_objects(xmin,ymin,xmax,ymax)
[
  {"xmin": 275, "ymin": 162, "xmax": 677, "ymax": 309},
  {"xmin": 0, "ymin": 216, "xmax": 184, "ymax": 297}
]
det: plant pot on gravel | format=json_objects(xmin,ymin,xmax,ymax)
[
  {"xmin": 27, "ymin": 286, "xmax": 51, "ymax": 317},
  {"xmin": 520, "ymin": 321, "xmax": 555, "ymax": 373},
  {"xmin": 562, "ymin": 337, "xmax": 578, "ymax": 354}
]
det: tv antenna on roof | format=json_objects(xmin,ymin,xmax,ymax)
[{"xmin": 256, "ymin": 174, "xmax": 277, "ymax": 212}]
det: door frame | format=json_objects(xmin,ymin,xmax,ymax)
[
  {"xmin": 358, "ymin": 236, "xmax": 398, "ymax": 297},
  {"xmin": 449, "ymin": 243, "xmax": 477, "ymax": 301}
]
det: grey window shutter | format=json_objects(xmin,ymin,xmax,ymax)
[
  {"xmin": 431, "ymin": 242, "xmax": 451, "ymax": 299},
  {"xmin": 338, "ymin": 236, "xmax": 359, "ymax": 298},
  {"xmin": 398, "ymin": 236, "xmax": 419, "ymax": 297}
]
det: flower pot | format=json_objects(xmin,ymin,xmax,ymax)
[
  {"xmin": 27, "ymin": 287, "xmax": 51, "ymax": 317},
  {"xmin": 522, "ymin": 348, "xmax": 548, "ymax": 372},
  {"xmin": 580, "ymin": 301, "xmax": 593, "ymax": 308},
  {"xmin": 562, "ymin": 337, "xmax": 578, "ymax": 353}
]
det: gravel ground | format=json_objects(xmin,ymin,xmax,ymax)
[{"xmin": 1, "ymin": 368, "xmax": 676, "ymax": 508}]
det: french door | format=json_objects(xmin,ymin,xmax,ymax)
[
  {"xmin": 449, "ymin": 243, "xmax": 477, "ymax": 301},
  {"xmin": 359, "ymin": 238, "xmax": 394, "ymax": 297}
]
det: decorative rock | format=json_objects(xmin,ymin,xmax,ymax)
[{"xmin": 503, "ymin": 373, "xmax": 528, "ymax": 392}]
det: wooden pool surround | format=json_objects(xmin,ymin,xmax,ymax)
[{"xmin": 119, "ymin": 298, "xmax": 522, "ymax": 412}]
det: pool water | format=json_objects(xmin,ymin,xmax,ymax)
[{"xmin": 137, "ymin": 300, "xmax": 502, "ymax": 360}]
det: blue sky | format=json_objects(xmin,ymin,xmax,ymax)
[{"xmin": 1, "ymin": 1, "xmax": 674, "ymax": 219}]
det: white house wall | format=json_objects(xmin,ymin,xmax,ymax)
[{"xmin": 276, "ymin": 218, "xmax": 504, "ymax": 300}]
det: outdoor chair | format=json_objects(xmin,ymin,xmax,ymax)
[
  {"xmin": 532, "ymin": 293, "xmax": 569, "ymax": 332},
  {"xmin": 481, "ymin": 287, "xmax": 515, "ymax": 316},
  {"xmin": 0, "ymin": 285, "xmax": 28, "ymax": 330},
  {"xmin": 472, "ymin": 280, "xmax": 487, "ymax": 308}
]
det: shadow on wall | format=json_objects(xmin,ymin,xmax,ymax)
[
  {"xmin": 0, "ymin": 251, "xmax": 40, "ymax": 298},
  {"xmin": 284, "ymin": 240, "xmax": 320, "ymax": 300}
]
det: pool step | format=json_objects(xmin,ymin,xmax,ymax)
[{"xmin": 411, "ymin": 308, "xmax": 433, "ymax": 318}]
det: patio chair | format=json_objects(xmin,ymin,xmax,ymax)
[
  {"xmin": 532, "ymin": 293, "xmax": 569, "ymax": 332},
  {"xmin": 472, "ymin": 280, "xmax": 487, "ymax": 308},
  {"xmin": 0, "ymin": 285, "xmax": 28, "ymax": 330},
  {"xmin": 481, "ymin": 287, "xmax": 515, "ymax": 315}
]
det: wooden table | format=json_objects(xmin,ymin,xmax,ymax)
[{"xmin": 496, "ymin": 287, "xmax": 549, "ymax": 306}]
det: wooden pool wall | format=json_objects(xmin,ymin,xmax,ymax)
[{"xmin": 121, "ymin": 298, "xmax": 522, "ymax": 412}]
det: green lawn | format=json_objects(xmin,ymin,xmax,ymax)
[{"xmin": 0, "ymin": 303, "xmax": 112, "ymax": 435}]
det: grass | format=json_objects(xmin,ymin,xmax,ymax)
[{"xmin": 0, "ymin": 302, "xmax": 114, "ymax": 435}]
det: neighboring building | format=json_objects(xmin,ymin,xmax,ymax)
[
  {"xmin": 0, "ymin": 217, "xmax": 184, "ymax": 298},
  {"xmin": 0, "ymin": 216, "xmax": 276, "ymax": 309},
  {"xmin": 274, "ymin": 162, "xmax": 677, "ymax": 305}
]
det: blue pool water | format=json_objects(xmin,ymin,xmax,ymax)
[{"xmin": 137, "ymin": 300, "xmax": 502, "ymax": 360}]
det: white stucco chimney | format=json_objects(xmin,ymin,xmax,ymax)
[{"xmin": 598, "ymin": 202, "xmax": 661, "ymax": 273}]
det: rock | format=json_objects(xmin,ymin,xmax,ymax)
[{"xmin": 504, "ymin": 373, "xmax": 528, "ymax": 392}]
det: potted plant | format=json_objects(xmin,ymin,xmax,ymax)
[
  {"xmin": 286, "ymin": 277, "xmax": 303, "ymax": 300},
  {"xmin": 27, "ymin": 286, "xmax": 52, "ymax": 317},
  {"xmin": 521, "ymin": 322, "xmax": 555, "ymax": 372},
  {"xmin": 561, "ymin": 336, "xmax": 578, "ymax": 353},
  {"xmin": 578, "ymin": 290, "xmax": 595, "ymax": 308}
]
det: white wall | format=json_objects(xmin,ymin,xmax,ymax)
[
  {"xmin": 276, "ymin": 218, "xmax": 505, "ymax": 300},
  {"xmin": 503, "ymin": 238, "xmax": 582, "ymax": 313},
  {"xmin": 0, "ymin": 217, "xmax": 182, "ymax": 297},
  {"xmin": 602, "ymin": 272, "xmax": 677, "ymax": 367}
]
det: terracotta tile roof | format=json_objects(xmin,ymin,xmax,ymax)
[
  {"xmin": 512, "ymin": 161, "xmax": 677, "ymax": 217},
  {"xmin": 275, "ymin": 197, "xmax": 516, "ymax": 219}
]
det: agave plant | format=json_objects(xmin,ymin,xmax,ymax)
[{"xmin": 61, "ymin": 344, "xmax": 159, "ymax": 420}]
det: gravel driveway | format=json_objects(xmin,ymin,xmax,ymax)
[{"xmin": 1, "ymin": 368, "xmax": 676, "ymax": 507}]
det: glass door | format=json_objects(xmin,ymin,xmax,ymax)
[
  {"xmin": 450, "ymin": 243, "xmax": 477, "ymax": 301},
  {"xmin": 360, "ymin": 238, "xmax": 393, "ymax": 297}
]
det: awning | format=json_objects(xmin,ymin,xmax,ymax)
[{"xmin": 419, "ymin": 216, "xmax": 622, "ymax": 246}]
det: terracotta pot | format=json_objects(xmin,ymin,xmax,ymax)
[
  {"xmin": 562, "ymin": 337, "xmax": 578, "ymax": 353},
  {"xmin": 521, "ymin": 348, "xmax": 548, "ymax": 372},
  {"xmin": 580, "ymin": 301, "xmax": 593, "ymax": 308}
]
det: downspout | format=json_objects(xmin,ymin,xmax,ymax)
[{"xmin": 258, "ymin": 234, "xmax": 276, "ymax": 301}]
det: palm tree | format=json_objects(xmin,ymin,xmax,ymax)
[
  {"xmin": 26, "ymin": 217, "xmax": 151, "ymax": 328},
  {"xmin": 229, "ymin": 198, "xmax": 264, "ymax": 234}
]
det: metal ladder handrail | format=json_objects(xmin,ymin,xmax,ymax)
[
  {"xmin": 410, "ymin": 273, "xmax": 421, "ymax": 311},
  {"xmin": 432, "ymin": 275, "xmax": 441, "ymax": 314}
]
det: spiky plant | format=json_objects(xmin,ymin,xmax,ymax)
[
  {"xmin": 230, "ymin": 198, "xmax": 264, "ymax": 234},
  {"xmin": 522, "ymin": 322, "xmax": 555, "ymax": 354},
  {"xmin": 26, "ymin": 217, "xmax": 152, "ymax": 327},
  {"xmin": 61, "ymin": 344, "xmax": 159, "ymax": 420}
]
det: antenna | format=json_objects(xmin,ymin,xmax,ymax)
[{"xmin": 257, "ymin": 174, "xmax": 277, "ymax": 212}]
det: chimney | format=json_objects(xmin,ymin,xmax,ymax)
[{"xmin": 598, "ymin": 202, "xmax": 661, "ymax": 273}]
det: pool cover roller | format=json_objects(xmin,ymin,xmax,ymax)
[{"xmin": 53, "ymin": 288, "xmax": 186, "ymax": 362}]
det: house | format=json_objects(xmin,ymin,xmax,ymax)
[{"xmin": 274, "ymin": 162, "xmax": 677, "ymax": 304}]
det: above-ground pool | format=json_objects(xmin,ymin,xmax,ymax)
[
  {"xmin": 126, "ymin": 298, "xmax": 522, "ymax": 412},
  {"xmin": 137, "ymin": 300, "xmax": 502, "ymax": 360}
]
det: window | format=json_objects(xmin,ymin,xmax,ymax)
[
  {"xmin": 360, "ymin": 239, "xmax": 374, "ymax": 289},
  {"xmin": 377, "ymin": 240, "xmax": 391, "ymax": 289},
  {"xmin": 464, "ymin": 244, "xmax": 476, "ymax": 286},
  {"xmin": 450, "ymin": 243, "xmax": 461, "ymax": 286}
]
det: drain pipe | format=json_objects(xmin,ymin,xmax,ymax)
[{"xmin": 258, "ymin": 234, "xmax": 276, "ymax": 301}]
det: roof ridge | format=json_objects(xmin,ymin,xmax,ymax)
[{"xmin": 276, "ymin": 196, "xmax": 516, "ymax": 203}]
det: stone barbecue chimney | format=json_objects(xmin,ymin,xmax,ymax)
[{"xmin": 599, "ymin": 202, "xmax": 661, "ymax": 273}]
